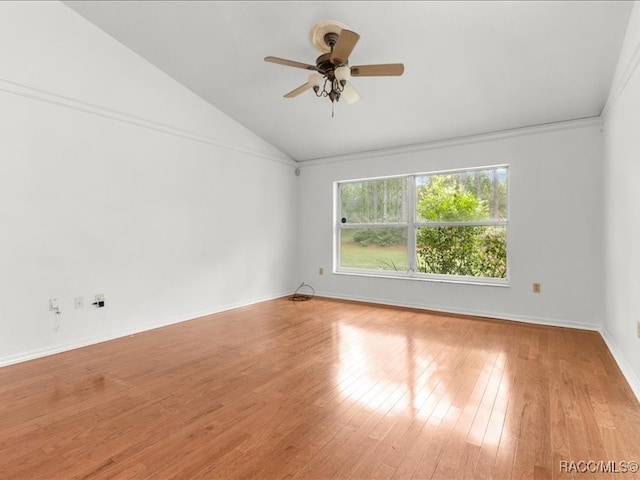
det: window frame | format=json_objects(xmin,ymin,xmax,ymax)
[{"xmin": 334, "ymin": 165, "xmax": 510, "ymax": 286}]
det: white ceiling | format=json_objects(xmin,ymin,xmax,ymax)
[{"xmin": 64, "ymin": 1, "xmax": 632, "ymax": 162}]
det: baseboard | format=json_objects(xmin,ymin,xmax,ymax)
[
  {"xmin": 0, "ymin": 290, "xmax": 294, "ymax": 368},
  {"xmin": 599, "ymin": 329, "xmax": 640, "ymax": 403},
  {"xmin": 315, "ymin": 291, "xmax": 601, "ymax": 332}
]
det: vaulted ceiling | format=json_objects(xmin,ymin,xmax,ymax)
[{"xmin": 64, "ymin": 1, "xmax": 632, "ymax": 162}]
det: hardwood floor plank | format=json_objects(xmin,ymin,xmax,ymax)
[{"xmin": 0, "ymin": 297, "xmax": 638, "ymax": 479}]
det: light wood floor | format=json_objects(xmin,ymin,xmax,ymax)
[{"xmin": 1, "ymin": 297, "xmax": 639, "ymax": 480}]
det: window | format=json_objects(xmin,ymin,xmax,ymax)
[
  {"xmin": 339, "ymin": 177, "xmax": 409, "ymax": 272},
  {"xmin": 336, "ymin": 165, "xmax": 508, "ymax": 283}
]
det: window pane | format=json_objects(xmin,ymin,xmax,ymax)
[
  {"xmin": 416, "ymin": 168, "xmax": 507, "ymax": 222},
  {"xmin": 340, "ymin": 228, "xmax": 407, "ymax": 271},
  {"xmin": 416, "ymin": 225, "xmax": 506, "ymax": 278},
  {"xmin": 341, "ymin": 178, "xmax": 407, "ymax": 224}
]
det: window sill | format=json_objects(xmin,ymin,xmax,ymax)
[{"xmin": 334, "ymin": 269, "xmax": 510, "ymax": 287}]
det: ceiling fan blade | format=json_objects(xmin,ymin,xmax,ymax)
[
  {"xmin": 341, "ymin": 82, "xmax": 360, "ymax": 104},
  {"xmin": 264, "ymin": 56, "xmax": 317, "ymax": 71},
  {"xmin": 284, "ymin": 82, "xmax": 313, "ymax": 98},
  {"xmin": 350, "ymin": 63, "xmax": 405, "ymax": 77},
  {"xmin": 330, "ymin": 30, "xmax": 360, "ymax": 66}
]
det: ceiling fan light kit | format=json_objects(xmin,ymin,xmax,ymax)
[{"xmin": 265, "ymin": 20, "xmax": 404, "ymax": 117}]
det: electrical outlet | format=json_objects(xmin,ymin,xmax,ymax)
[
  {"xmin": 319, "ymin": 267, "xmax": 324, "ymax": 275},
  {"xmin": 532, "ymin": 283, "xmax": 541, "ymax": 293},
  {"xmin": 49, "ymin": 298, "xmax": 60, "ymax": 311},
  {"xmin": 93, "ymin": 293, "xmax": 105, "ymax": 308},
  {"xmin": 74, "ymin": 297, "xmax": 83, "ymax": 309}
]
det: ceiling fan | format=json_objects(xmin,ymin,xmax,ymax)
[{"xmin": 265, "ymin": 20, "xmax": 404, "ymax": 115}]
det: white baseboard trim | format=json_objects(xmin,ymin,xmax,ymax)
[
  {"xmin": 315, "ymin": 291, "xmax": 601, "ymax": 332},
  {"xmin": 0, "ymin": 290, "xmax": 293, "ymax": 368},
  {"xmin": 599, "ymin": 329, "xmax": 640, "ymax": 403}
]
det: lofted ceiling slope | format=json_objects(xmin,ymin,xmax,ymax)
[{"xmin": 64, "ymin": 1, "xmax": 632, "ymax": 162}]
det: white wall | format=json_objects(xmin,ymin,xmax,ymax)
[
  {"xmin": 0, "ymin": 2, "xmax": 297, "ymax": 365},
  {"xmin": 602, "ymin": 2, "xmax": 640, "ymax": 399},
  {"xmin": 298, "ymin": 122, "xmax": 604, "ymax": 330}
]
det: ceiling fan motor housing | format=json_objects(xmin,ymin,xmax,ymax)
[{"xmin": 316, "ymin": 53, "xmax": 337, "ymax": 77}]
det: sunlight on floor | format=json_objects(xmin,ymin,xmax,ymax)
[{"xmin": 336, "ymin": 322, "xmax": 509, "ymax": 447}]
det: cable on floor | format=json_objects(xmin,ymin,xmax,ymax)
[{"xmin": 290, "ymin": 282, "xmax": 315, "ymax": 301}]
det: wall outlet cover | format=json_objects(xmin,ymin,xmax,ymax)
[
  {"xmin": 93, "ymin": 293, "xmax": 105, "ymax": 308},
  {"xmin": 49, "ymin": 298, "xmax": 60, "ymax": 311}
]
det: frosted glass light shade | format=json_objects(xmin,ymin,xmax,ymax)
[
  {"xmin": 308, "ymin": 73, "xmax": 323, "ymax": 87},
  {"xmin": 341, "ymin": 82, "xmax": 360, "ymax": 104},
  {"xmin": 334, "ymin": 65, "xmax": 351, "ymax": 82}
]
